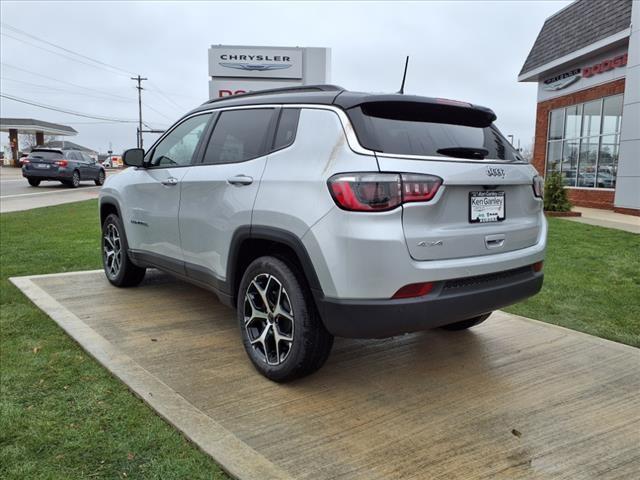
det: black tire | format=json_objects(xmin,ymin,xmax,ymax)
[
  {"xmin": 67, "ymin": 170, "xmax": 80, "ymax": 188},
  {"xmin": 101, "ymin": 213, "xmax": 146, "ymax": 287},
  {"xmin": 237, "ymin": 256, "xmax": 334, "ymax": 382},
  {"xmin": 27, "ymin": 178, "xmax": 40, "ymax": 187},
  {"xmin": 440, "ymin": 313, "xmax": 492, "ymax": 331},
  {"xmin": 95, "ymin": 169, "xmax": 106, "ymax": 186}
]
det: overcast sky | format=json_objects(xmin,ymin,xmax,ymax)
[{"xmin": 0, "ymin": 1, "xmax": 570, "ymax": 154}]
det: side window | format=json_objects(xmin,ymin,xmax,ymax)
[
  {"xmin": 202, "ymin": 109, "xmax": 275, "ymax": 165},
  {"xmin": 81, "ymin": 152, "xmax": 93, "ymax": 163},
  {"xmin": 149, "ymin": 114, "xmax": 211, "ymax": 167},
  {"xmin": 68, "ymin": 152, "xmax": 79, "ymax": 161},
  {"xmin": 273, "ymin": 108, "xmax": 300, "ymax": 150}
]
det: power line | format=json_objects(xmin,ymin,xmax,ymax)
[
  {"xmin": 0, "ymin": 76, "xmax": 134, "ymax": 103},
  {"xmin": 0, "ymin": 31, "xmax": 132, "ymax": 77},
  {"xmin": 1, "ymin": 22, "xmax": 136, "ymax": 76},
  {"xmin": 0, "ymin": 93, "xmax": 139, "ymax": 123},
  {"xmin": 0, "ymin": 62, "xmax": 135, "ymax": 102}
]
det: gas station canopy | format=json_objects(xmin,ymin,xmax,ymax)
[
  {"xmin": 0, "ymin": 118, "xmax": 77, "ymax": 136},
  {"xmin": 1, "ymin": 118, "xmax": 77, "ymax": 166}
]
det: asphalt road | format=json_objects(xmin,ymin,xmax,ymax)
[{"xmin": 0, "ymin": 167, "xmax": 106, "ymax": 213}]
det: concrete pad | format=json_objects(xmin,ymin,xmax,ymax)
[{"xmin": 11, "ymin": 270, "xmax": 640, "ymax": 480}]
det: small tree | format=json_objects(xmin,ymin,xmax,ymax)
[{"xmin": 544, "ymin": 170, "xmax": 572, "ymax": 212}]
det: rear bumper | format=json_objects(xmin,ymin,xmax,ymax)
[
  {"xmin": 316, "ymin": 266, "xmax": 543, "ymax": 338},
  {"xmin": 22, "ymin": 166, "xmax": 72, "ymax": 180}
]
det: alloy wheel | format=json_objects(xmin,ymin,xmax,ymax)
[
  {"xmin": 72, "ymin": 171, "xmax": 80, "ymax": 187},
  {"xmin": 103, "ymin": 223, "xmax": 122, "ymax": 278},
  {"xmin": 244, "ymin": 273, "xmax": 295, "ymax": 366}
]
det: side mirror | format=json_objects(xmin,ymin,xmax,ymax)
[{"xmin": 123, "ymin": 148, "xmax": 145, "ymax": 167}]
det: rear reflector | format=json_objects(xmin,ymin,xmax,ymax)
[
  {"xmin": 392, "ymin": 282, "xmax": 434, "ymax": 299},
  {"xmin": 533, "ymin": 261, "xmax": 544, "ymax": 272}
]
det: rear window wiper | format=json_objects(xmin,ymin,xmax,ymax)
[{"xmin": 436, "ymin": 147, "xmax": 489, "ymax": 160}]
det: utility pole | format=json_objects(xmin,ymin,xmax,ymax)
[{"xmin": 131, "ymin": 75, "xmax": 148, "ymax": 148}]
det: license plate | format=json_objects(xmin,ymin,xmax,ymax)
[
  {"xmin": 469, "ymin": 191, "xmax": 505, "ymax": 223},
  {"xmin": 34, "ymin": 163, "xmax": 50, "ymax": 169}
]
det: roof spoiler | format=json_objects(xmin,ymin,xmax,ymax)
[{"xmin": 337, "ymin": 94, "xmax": 497, "ymax": 127}]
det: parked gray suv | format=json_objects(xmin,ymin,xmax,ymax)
[{"xmin": 99, "ymin": 85, "xmax": 546, "ymax": 381}]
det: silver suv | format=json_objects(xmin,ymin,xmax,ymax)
[{"xmin": 99, "ymin": 85, "xmax": 546, "ymax": 381}]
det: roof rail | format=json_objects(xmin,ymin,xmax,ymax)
[{"xmin": 203, "ymin": 84, "xmax": 345, "ymax": 104}]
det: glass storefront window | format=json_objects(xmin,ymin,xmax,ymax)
[
  {"xmin": 597, "ymin": 135, "xmax": 619, "ymax": 188},
  {"xmin": 602, "ymin": 95, "xmax": 623, "ymax": 134},
  {"xmin": 548, "ymin": 109, "xmax": 564, "ymax": 140},
  {"xmin": 562, "ymin": 139, "xmax": 579, "ymax": 186},
  {"xmin": 545, "ymin": 94, "xmax": 622, "ymax": 190},
  {"xmin": 582, "ymin": 100, "xmax": 601, "ymax": 137},
  {"xmin": 546, "ymin": 141, "xmax": 563, "ymax": 173},
  {"xmin": 564, "ymin": 104, "xmax": 582, "ymax": 139},
  {"xmin": 578, "ymin": 137, "xmax": 598, "ymax": 187}
]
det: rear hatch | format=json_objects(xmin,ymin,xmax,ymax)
[
  {"xmin": 26, "ymin": 149, "xmax": 64, "ymax": 171},
  {"xmin": 346, "ymin": 99, "xmax": 543, "ymax": 261}
]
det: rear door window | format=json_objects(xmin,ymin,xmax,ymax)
[
  {"xmin": 202, "ymin": 108, "xmax": 275, "ymax": 164},
  {"xmin": 349, "ymin": 103, "xmax": 523, "ymax": 161}
]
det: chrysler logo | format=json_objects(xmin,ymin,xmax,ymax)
[
  {"xmin": 219, "ymin": 62, "xmax": 292, "ymax": 72},
  {"xmin": 542, "ymin": 68, "xmax": 581, "ymax": 91}
]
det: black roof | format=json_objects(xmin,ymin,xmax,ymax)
[
  {"xmin": 190, "ymin": 85, "xmax": 496, "ymax": 121},
  {"xmin": 520, "ymin": 0, "xmax": 632, "ymax": 76}
]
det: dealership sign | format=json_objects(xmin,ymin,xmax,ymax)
[{"xmin": 543, "ymin": 53, "xmax": 628, "ymax": 91}]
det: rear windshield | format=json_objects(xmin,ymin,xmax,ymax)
[
  {"xmin": 28, "ymin": 150, "xmax": 63, "ymax": 161},
  {"xmin": 348, "ymin": 104, "xmax": 523, "ymax": 162}
]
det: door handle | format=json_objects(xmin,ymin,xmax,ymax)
[
  {"xmin": 227, "ymin": 175, "xmax": 253, "ymax": 186},
  {"xmin": 161, "ymin": 177, "xmax": 179, "ymax": 186}
]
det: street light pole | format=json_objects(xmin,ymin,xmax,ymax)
[{"xmin": 131, "ymin": 75, "xmax": 148, "ymax": 148}]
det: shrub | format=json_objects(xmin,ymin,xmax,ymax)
[{"xmin": 544, "ymin": 170, "xmax": 572, "ymax": 212}]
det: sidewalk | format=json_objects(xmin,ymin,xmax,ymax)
[
  {"xmin": 566, "ymin": 206, "xmax": 640, "ymax": 234},
  {"xmin": 0, "ymin": 165, "xmax": 23, "ymax": 179}
]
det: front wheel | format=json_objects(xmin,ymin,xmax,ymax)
[
  {"xmin": 27, "ymin": 178, "xmax": 40, "ymax": 187},
  {"xmin": 440, "ymin": 313, "xmax": 491, "ymax": 331},
  {"xmin": 237, "ymin": 256, "xmax": 334, "ymax": 382},
  {"xmin": 102, "ymin": 214, "xmax": 146, "ymax": 287}
]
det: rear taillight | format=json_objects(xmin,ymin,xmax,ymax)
[
  {"xmin": 55, "ymin": 159, "xmax": 68, "ymax": 167},
  {"xmin": 392, "ymin": 282, "xmax": 434, "ymax": 299},
  {"xmin": 533, "ymin": 261, "xmax": 544, "ymax": 272},
  {"xmin": 533, "ymin": 175, "xmax": 544, "ymax": 198},
  {"xmin": 328, "ymin": 173, "xmax": 442, "ymax": 212},
  {"xmin": 21, "ymin": 159, "xmax": 30, "ymax": 164}
]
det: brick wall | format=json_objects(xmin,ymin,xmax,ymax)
[{"xmin": 532, "ymin": 78, "xmax": 626, "ymax": 210}]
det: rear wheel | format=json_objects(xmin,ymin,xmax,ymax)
[
  {"xmin": 27, "ymin": 178, "xmax": 40, "ymax": 187},
  {"xmin": 237, "ymin": 256, "xmax": 334, "ymax": 382},
  {"xmin": 66, "ymin": 170, "xmax": 80, "ymax": 188},
  {"xmin": 102, "ymin": 213, "xmax": 146, "ymax": 287},
  {"xmin": 441, "ymin": 313, "xmax": 491, "ymax": 331},
  {"xmin": 95, "ymin": 169, "xmax": 105, "ymax": 186}
]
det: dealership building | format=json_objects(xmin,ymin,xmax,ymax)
[{"xmin": 519, "ymin": 0, "xmax": 639, "ymax": 215}]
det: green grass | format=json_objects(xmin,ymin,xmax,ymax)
[
  {"xmin": 505, "ymin": 217, "xmax": 640, "ymax": 347},
  {"xmin": 0, "ymin": 200, "xmax": 228, "ymax": 479},
  {"xmin": 1, "ymin": 202, "xmax": 638, "ymax": 478}
]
